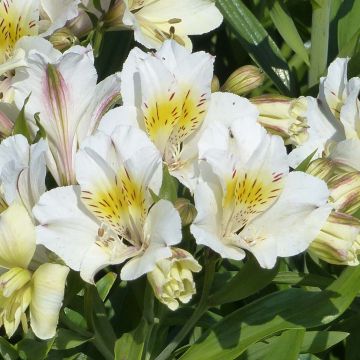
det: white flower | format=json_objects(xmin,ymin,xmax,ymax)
[
  {"xmin": 122, "ymin": 0, "xmax": 223, "ymax": 49},
  {"xmin": 99, "ymin": 40, "xmax": 214, "ymax": 190},
  {"xmin": 0, "ymin": 203, "xmax": 69, "ymax": 339},
  {"xmin": 12, "ymin": 44, "xmax": 121, "ymax": 186},
  {"xmin": 0, "ymin": 0, "xmax": 80, "ymax": 75},
  {"xmin": 190, "ymin": 93, "xmax": 332, "ymax": 268},
  {"xmin": 33, "ymin": 125, "xmax": 182, "ymax": 283},
  {"xmin": 288, "ymin": 58, "xmax": 360, "ymax": 168}
]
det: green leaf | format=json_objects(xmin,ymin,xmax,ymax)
[
  {"xmin": 96, "ymin": 272, "xmax": 117, "ymax": 301},
  {"xmin": 52, "ymin": 329, "xmax": 92, "ymax": 351},
  {"xmin": 33, "ymin": 113, "xmax": 47, "ymax": 143},
  {"xmin": 114, "ymin": 319, "xmax": 150, "ymax": 360},
  {"xmin": 208, "ymin": 256, "xmax": 278, "ymax": 305},
  {"xmin": 272, "ymin": 271, "xmax": 333, "ymax": 288},
  {"xmin": 12, "ymin": 96, "xmax": 31, "ymax": 141},
  {"xmin": 0, "ymin": 337, "xmax": 19, "ymax": 360},
  {"xmin": 84, "ymin": 286, "xmax": 116, "ymax": 360},
  {"xmin": 216, "ymin": 0, "xmax": 295, "ymax": 96},
  {"xmin": 308, "ymin": 0, "xmax": 331, "ymax": 87},
  {"xmin": 295, "ymin": 149, "xmax": 317, "ymax": 172},
  {"xmin": 159, "ymin": 165, "xmax": 178, "ymax": 203},
  {"xmin": 337, "ymin": 1, "xmax": 360, "ymax": 54},
  {"xmin": 16, "ymin": 338, "xmax": 54, "ymax": 360},
  {"xmin": 238, "ymin": 330, "xmax": 343, "ymax": 360},
  {"xmin": 300, "ymin": 331, "xmax": 349, "ymax": 353},
  {"xmin": 264, "ymin": 329, "xmax": 304, "ymax": 360},
  {"xmin": 179, "ymin": 266, "xmax": 360, "ymax": 360},
  {"xmin": 269, "ymin": 1, "xmax": 310, "ymax": 65}
]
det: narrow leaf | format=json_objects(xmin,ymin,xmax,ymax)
[
  {"xmin": 269, "ymin": 1, "xmax": 310, "ymax": 65},
  {"xmin": 216, "ymin": 0, "xmax": 295, "ymax": 96}
]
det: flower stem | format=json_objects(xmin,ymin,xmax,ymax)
[{"xmin": 155, "ymin": 255, "xmax": 217, "ymax": 360}]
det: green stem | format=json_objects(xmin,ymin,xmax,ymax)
[
  {"xmin": 155, "ymin": 256, "xmax": 217, "ymax": 360},
  {"xmin": 308, "ymin": 0, "xmax": 331, "ymax": 87}
]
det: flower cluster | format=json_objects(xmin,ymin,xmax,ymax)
[{"xmin": 0, "ymin": 0, "xmax": 358, "ymax": 344}]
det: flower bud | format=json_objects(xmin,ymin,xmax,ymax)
[
  {"xmin": 251, "ymin": 95, "xmax": 309, "ymax": 146},
  {"xmin": 103, "ymin": 0, "xmax": 126, "ymax": 30},
  {"xmin": 306, "ymin": 158, "xmax": 344, "ymax": 182},
  {"xmin": 328, "ymin": 172, "xmax": 360, "ymax": 215},
  {"xmin": 49, "ymin": 28, "xmax": 79, "ymax": 51},
  {"xmin": 221, "ymin": 65, "xmax": 265, "ymax": 95},
  {"xmin": 309, "ymin": 212, "xmax": 360, "ymax": 265},
  {"xmin": 174, "ymin": 198, "xmax": 197, "ymax": 226},
  {"xmin": 147, "ymin": 248, "xmax": 202, "ymax": 310}
]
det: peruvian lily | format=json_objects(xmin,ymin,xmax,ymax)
[
  {"xmin": 0, "ymin": 0, "xmax": 80, "ymax": 75},
  {"xmin": 191, "ymin": 93, "xmax": 332, "ymax": 268},
  {"xmin": 33, "ymin": 125, "xmax": 182, "ymax": 283},
  {"xmin": 0, "ymin": 202, "xmax": 69, "ymax": 339},
  {"xmin": 12, "ymin": 43, "xmax": 121, "ymax": 186},
  {"xmin": 288, "ymin": 58, "xmax": 360, "ymax": 168},
  {"xmin": 122, "ymin": 0, "xmax": 223, "ymax": 49},
  {"xmin": 81, "ymin": 0, "xmax": 222, "ymax": 49},
  {"xmin": 100, "ymin": 40, "xmax": 214, "ymax": 190}
]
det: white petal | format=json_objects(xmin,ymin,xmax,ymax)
[
  {"xmin": 144, "ymin": 199, "xmax": 182, "ymax": 247},
  {"xmin": 40, "ymin": 0, "xmax": 80, "ymax": 37},
  {"xmin": 191, "ymin": 181, "xmax": 245, "ymax": 260},
  {"xmin": 33, "ymin": 186, "xmax": 99, "ymax": 271},
  {"xmin": 319, "ymin": 57, "xmax": 349, "ymax": 112},
  {"xmin": 0, "ymin": 203, "xmax": 36, "ymax": 269},
  {"xmin": 76, "ymin": 72, "xmax": 122, "ymax": 141},
  {"xmin": 240, "ymin": 172, "xmax": 332, "ymax": 267},
  {"xmin": 98, "ymin": 106, "xmax": 142, "ymax": 135},
  {"xmin": 329, "ymin": 139, "xmax": 360, "ymax": 171},
  {"xmin": 340, "ymin": 77, "xmax": 360, "ymax": 139},
  {"xmin": 288, "ymin": 96, "xmax": 344, "ymax": 168},
  {"xmin": 30, "ymin": 263, "xmax": 69, "ymax": 339}
]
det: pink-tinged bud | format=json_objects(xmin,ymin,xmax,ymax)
[
  {"xmin": 147, "ymin": 248, "xmax": 201, "ymax": 310},
  {"xmin": 306, "ymin": 158, "xmax": 344, "ymax": 182},
  {"xmin": 251, "ymin": 95, "xmax": 309, "ymax": 146},
  {"xmin": 328, "ymin": 172, "xmax": 360, "ymax": 215},
  {"xmin": 221, "ymin": 65, "xmax": 265, "ymax": 95},
  {"xmin": 309, "ymin": 212, "xmax": 360, "ymax": 266}
]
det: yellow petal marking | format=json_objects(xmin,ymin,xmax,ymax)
[
  {"xmin": 81, "ymin": 167, "xmax": 146, "ymax": 240},
  {"xmin": 143, "ymin": 88, "xmax": 208, "ymax": 153},
  {"xmin": 223, "ymin": 170, "xmax": 284, "ymax": 234}
]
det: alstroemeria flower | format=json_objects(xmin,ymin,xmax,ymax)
[
  {"xmin": 288, "ymin": 58, "xmax": 360, "ymax": 168},
  {"xmin": 12, "ymin": 44, "xmax": 121, "ymax": 186},
  {"xmin": 190, "ymin": 93, "xmax": 332, "ymax": 268},
  {"xmin": 122, "ymin": 0, "xmax": 223, "ymax": 49},
  {"xmin": 100, "ymin": 40, "xmax": 214, "ymax": 190},
  {"xmin": 0, "ymin": 135, "xmax": 47, "ymax": 216},
  {"xmin": 0, "ymin": 202, "xmax": 69, "ymax": 339},
  {"xmin": 33, "ymin": 125, "xmax": 182, "ymax": 283},
  {"xmin": 81, "ymin": 0, "xmax": 222, "ymax": 49},
  {"xmin": 0, "ymin": 0, "xmax": 79, "ymax": 75}
]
